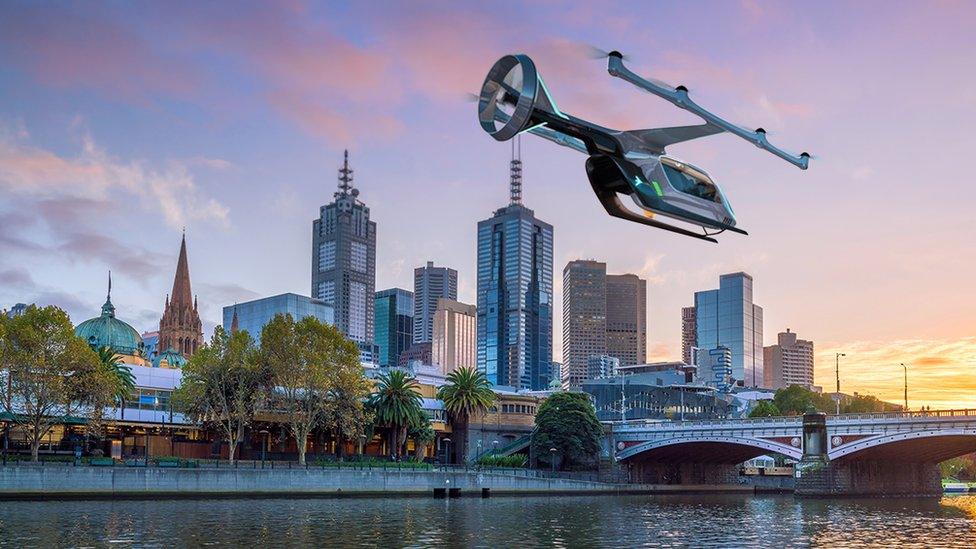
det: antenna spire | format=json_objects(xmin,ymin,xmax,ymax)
[
  {"xmin": 107, "ymin": 270, "xmax": 112, "ymax": 301},
  {"xmin": 509, "ymin": 135, "xmax": 522, "ymax": 205},
  {"xmin": 337, "ymin": 149, "xmax": 354, "ymax": 195}
]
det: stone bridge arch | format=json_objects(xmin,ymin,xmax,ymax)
[
  {"xmin": 829, "ymin": 430, "xmax": 976, "ymax": 463},
  {"xmin": 618, "ymin": 435, "xmax": 803, "ymax": 463}
]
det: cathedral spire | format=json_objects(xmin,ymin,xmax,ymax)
[{"xmin": 170, "ymin": 232, "xmax": 193, "ymax": 307}]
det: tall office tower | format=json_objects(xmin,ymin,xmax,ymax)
[
  {"xmin": 431, "ymin": 298, "xmax": 477, "ymax": 374},
  {"xmin": 605, "ymin": 274, "xmax": 646, "ymax": 367},
  {"xmin": 312, "ymin": 150, "xmax": 377, "ymax": 352},
  {"xmin": 222, "ymin": 293, "xmax": 335, "ymax": 342},
  {"xmin": 413, "ymin": 261, "xmax": 458, "ymax": 345},
  {"xmin": 477, "ymin": 142, "xmax": 554, "ymax": 390},
  {"xmin": 763, "ymin": 329, "xmax": 815, "ymax": 389},
  {"xmin": 694, "ymin": 272, "xmax": 764, "ymax": 387},
  {"xmin": 159, "ymin": 233, "xmax": 203, "ymax": 358},
  {"xmin": 562, "ymin": 260, "xmax": 607, "ymax": 390},
  {"xmin": 681, "ymin": 306, "xmax": 697, "ymax": 364},
  {"xmin": 375, "ymin": 288, "xmax": 414, "ymax": 367},
  {"xmin": 698, "ymin": 345, "xmax": 734, "ymax": 393}
]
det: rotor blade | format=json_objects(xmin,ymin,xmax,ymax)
[{"xmin": 607, "ymin": 54, "xmax": 810, "ymax": 169}]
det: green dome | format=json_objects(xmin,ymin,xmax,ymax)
[
  {"xmin": 75, "ymin": 294, "xmax": 144, "ymax": 358},
  {"xmin": 154, "ymin": 347, "xmax": 187, "ymax": 368}
]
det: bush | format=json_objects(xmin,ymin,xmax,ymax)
[{"xmin": 477, "ymin": 454, "xmax": 527, "ymax": 468}]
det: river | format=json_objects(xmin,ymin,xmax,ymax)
[{"xmin": 1, "ymin": 494, "xmax": 974, "ymax": 547}]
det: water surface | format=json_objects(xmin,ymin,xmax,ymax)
[{"xmin": 1, "ymin": 494, "xmax": 974, "ymax": 547}]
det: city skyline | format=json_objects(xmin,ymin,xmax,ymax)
[{"xmin": 1, "ymin": 2, "xmax": 975, "ymax": 407}]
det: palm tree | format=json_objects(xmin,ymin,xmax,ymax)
[
  {"xmin": 368, "ymin": 369, "xmax": 424, "ymax": 458},
  {"xmin": 437, "ymin": 367, "xmax": 496, "ymax": 464},
  {"xmin": 96, "ymin": 346, "xmax": 135, "ymax": 406}
]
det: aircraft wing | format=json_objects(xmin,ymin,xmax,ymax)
[{"xmin": 625, "ymin": 123, "xmax": 724, "ymax": 151}]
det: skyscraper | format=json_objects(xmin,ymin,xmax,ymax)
[
  {"xmin": 159, "ymin": 233, "xmax": 203, "ymax": 357},
  {"xmin": 311, "ymin": 150, "xmax": 376, "ymax": 353},
  {"xmin": 477, "ymin": 143, "xmax": 553, "ymax": 390},
  {"xmin": 606, "ymin": 273, "xmax": 646, "ymax": 367},
  {"xmin": 694, "ymin": 272, "xmax": 764, "ymax": 387},
  {"xmin": 413, "ymin": 261, "xmax": 458, "ymax": 345},
  {"xmin": 562, "ymin": 260, "xmax": 607, "ymax": 390},
  {"xmin": 681, "ymin": 306, "xmax": 697, "ymax": 364},
  {"xmin": 763, "ymin": 329, "xmax": 814, "ymax": 389},
  {"xmin": 374, "ymin": 288, "xmax": 414, "ymax": 368},
  {"xmin": 431, "ymin": 298, "xmax": 476, "ymax": 374},
  {"xmin": 222, "ymin": 293, "xmax": 334, "ymax": 342}
]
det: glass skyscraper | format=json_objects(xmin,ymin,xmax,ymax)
[
  {"xmin": 413, "ymin": 262, "xmax": 458, "ymax": 345},
  {"xmin": 222, "ymin": 293, "xmax": 334, "ymax": 342},
  {"xmin": 311, "ymin": 151, "xmax": 376, "ymax": 354},
  {"xmin": 694, "ymin": 272, "xmax": 764, "ymax": 387},
  {"xmin": 375, "ymin": 288, "xmax": 414, "ymax": 367},
  {"xmin": 476, "ymin": 202, "xmax": 553, "ymax": 391}
]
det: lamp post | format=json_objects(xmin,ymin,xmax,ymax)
[
  {"xmin": 901, "ymin": 363, "xmax": 908, "ymax": 411},
  {"xmin": 259, "ymin": 429, "xmax": 269, "ymax": 467},
  {"xmin": 549, "ymin": 447, "xmax": 557, "ymax": 475},
  {"xmin": 359, "ymin": 434, "xmax": 367, "ymax": 457},
  {"xmin": 492, "ymin": 440, "xmax": 499, "ymax": 454},
  {"xmin": 442, "ymin": 437, "xmax": 452, "ymax": 465},
  {"xmin": 835, "ymin": 353, "xmax": 846, "ymax": 414}
]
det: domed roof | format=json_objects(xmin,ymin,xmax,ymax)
[
  {"xmin": 154, "ymin": 347, "xmax": 187, "ymax": 369},
  {"xmin": 75, "ymin": 275, "xmax": 144, "ymax": 358}
]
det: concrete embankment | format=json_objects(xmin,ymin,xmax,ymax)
[{"xmin": 0, "ymin": 466, "xmax": 756, "ymax": 500}]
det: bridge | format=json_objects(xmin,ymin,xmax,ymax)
[{"xmin": 610, "ymin": 409, "xmax": 976, "ymax": 496}]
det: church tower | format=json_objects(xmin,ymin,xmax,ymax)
[{"xmin": 159, "ymin": 232, "xmax": 203, "ymax": 357}]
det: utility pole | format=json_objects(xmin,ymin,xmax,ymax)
[{"xmin": 835, "ymin": 353, "xmax": 846, "ymax": 414}]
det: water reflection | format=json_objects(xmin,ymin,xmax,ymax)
[{"xmin": 0, "ymin": 495, "xmax": 975, "ymax": 547}]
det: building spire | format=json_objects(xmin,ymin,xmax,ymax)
[
  {"xmin": 509, "ymin": 135, "xmax": 522, "ymax": 205},
  {"xmin": 337, "ymin": 149, "xmax": 354, "ymax": 195},
  {"xmin": 101, "ymin": 270, "xmax": 115, "ymax": 317},
  {"xmin": 170, "ymin": 232, "xmax": 193, "ymax": 307}
]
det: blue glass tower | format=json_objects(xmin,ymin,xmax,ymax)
[
  {"xmin": 694, "ymin": 272, "xmax": 764, "ymax": 387},
  {"xmin": 476, "ymin": 149, "xmax": 553, "ymax": 390},
  {"xmin": 375, "ymin": 288, "xmax": 414, "ymax": 367}
]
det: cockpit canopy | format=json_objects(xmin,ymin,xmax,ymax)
[{"xmin": 660, "ymin": 157, "xmax": 722, "ymax": 204}]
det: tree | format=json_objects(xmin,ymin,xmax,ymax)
[
  {"xmin": 437, "ymin": 366, "xmax": 496, "ymax": 463},
  {"xmin": 843, "ymin": 394, "xmax": 889, "ymax": 413},
  {"xmin": 326, "ymin": 370, "xmax": 373, "ymax": 460},
  {"xmin": 174, "ymin": 327, "xmax": 265, "ymax": 464},
  {"xmin": 409, "ymin": 417, "xmax": 435, "ymax": 461},
  {"xmin": 749, "ymin": 400, "xmax": 781, "ymax": 418},
  {"xmin": 773, "ymin": 385, "xmax": 835, "ymax": 415},
  {"xmin": 0, "ymin": 305, "xmax": 110, "ymax": 461},
  {"xmin": 261, "ymin": 314, "xmax": 363, "ymax": 465},
  {"xmin": 86, "ymin": 346, "xmax": 136, "ymax": 446},
  {"xmin": 369, "ymin": 369, "xmax": 424, "ymax": 459},
  {"xmin": 532, "ymin": 392, "xmax": 603, "ymax": 471}
]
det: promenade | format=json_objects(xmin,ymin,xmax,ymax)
[{"xmin": 0, "ymin": 464, "xmax": 754, "ymax": 499}]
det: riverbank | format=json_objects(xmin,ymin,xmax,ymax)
[{"xmin": 0, "ymin": 465, "xmax": 756, "ymax": 500}]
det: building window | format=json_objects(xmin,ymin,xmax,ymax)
[
  {"xmin": 318, "ymin": 241, "xmax": 336, "ymax": 272},
  {"xmin": 351, "ymin": 241, "xmax": 368, "ymax": 273},
  {"xmin": 318, "ymin": 281, "xmax": 335, "ymax": 306},
  {"xmin": 349, "ymin": 282, "xmax": 366, "ymax": 342}
]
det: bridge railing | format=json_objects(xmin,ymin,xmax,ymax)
[{"xmin": 609, "ymin": 409, "xmax": 976, "ymax": 431}]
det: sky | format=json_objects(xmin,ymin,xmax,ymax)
[{"xmin": 1, "ymin": 1, "xmax": 974, "ymax": 408}]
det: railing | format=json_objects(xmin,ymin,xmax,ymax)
[{"xmin": 610, "ymin": 408, "xmax": 976, "ymax": 431}]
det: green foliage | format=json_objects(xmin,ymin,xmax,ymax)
[
  {"xmin": 174, "ymin": 326, "xmax": 265, "ymax": 464},
  {"xmin": 773, "ymin": 385, "xmax": 835, "ymax": 415},
  {"xmin": 942, "ymin": 454, "xmax": 976, "ymax": 481},
  {"xmin": 437, "ymin": 366, "xmax": 496, "ymax": 462},
  {"xmin": 0, "ymin": 305, "xmax": 110, "ymax": 461},
  {"xmin": 409, "ymin": 419, "xmax": 436, "ymax": 445},
  {"xmin": 532, "ymin": 392, "xmax": 603, "ymax": 471},
  {"xmin": 477, "ymin": 454, "xmax": 527, "ymax": 468},
  {"xmin": 95, "ymin": 346, "xmax": 135, "ymax": 405},
  {"xmin": 842, "ymin": 394, "xmax": 890, "ymax": 413},
  {"xmin": 311, "ymin": 456, "xmax": 432, "ymax": 469},
  {"xmin": 749, "ymin": 400, "xmax": 781, "ymax": 418},
  {"xmin": 369, "ymin": 369, "xmax": 424, "ymax": 458},
  {"xmin": 260, "ymin": 314, "xmax": 367, "ymax": 465}
]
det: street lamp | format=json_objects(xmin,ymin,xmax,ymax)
[
  {"xmin": 442, "ymin": 437, "xmax": 452, "ymax": 465},
  {"xmin": 835, "ymin": 353, "xmax": 846, "ymax": 414},
  {"xmin": 549, "ymin": 447, "xmax": 557, "ymax": 474},
  {"xmin": 901, "ymin": 363, "xmax": 908, "ymax": 411},
  {"xmin": 359, "ymin": 434, "xmax": 367, "ymax": 457},
  {"xmin": 258, "ymin": 429, "xmax": 269, "ymax": 467},
  {"xmin": 492, "ymin": 440, "xmax": 499, "ymax": 454}
]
